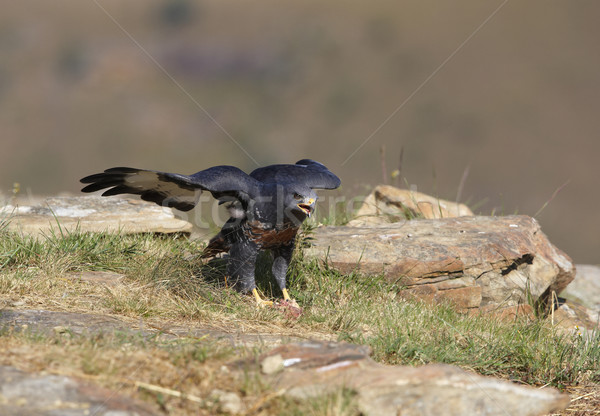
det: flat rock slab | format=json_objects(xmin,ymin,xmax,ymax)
[
  {"xmin": 0, "ymin": 309, "xmax": 145, "ymax": 337},
  {"xmin": 1, "ymin": 195, "xmax": 192, "ymax": 235},
  {"xmin": 0, "ymin": 308, "xmax": 306, "ymax": 348},
  {"xmin": 0, "ymin": 365, "xmax": 157, "ymax": 416},
  {"xmin": 260, "ymin": 341, "xmax": 570, "ymax": 416},
  {"xmin": 306, "ymin": 215, "xmax": 575, "ymax": 312}
]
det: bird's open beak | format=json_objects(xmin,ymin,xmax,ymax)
[{"xmin": 297, "ymin": 198, "xmax": 315, "ymax": 216}]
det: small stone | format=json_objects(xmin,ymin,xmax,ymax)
[
  {"xmin": 552, "ymin": 300, "xmax": 600, "ymax": 333},
  {"xmin": 210, "ymin": 389, "xmax": 243, "ymax": 415},
  {"xmin": 261, "ymin": 354, "xmax": 284, "ymax": 375},
  {"xmin": 11, "ymin": 301, "xmax": 25, "ymax": 307},
  {"xmin": 53, "ymin": 326, "xmax": 69, "ymax": 334}
]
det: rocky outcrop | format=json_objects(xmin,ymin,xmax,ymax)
[
  {"xmin": 306, "ymin": 215, "xmax": 575, "ymax": 313},
  {"xmin": 1, "ymin": 196, "xmax": 192, "ymax": 236},
  {"xmin": 348, "ymin": 185, "xmax": 473, "ymax": 226},
  {"xmin": 259, "ymin": 341, "xmax": 570, "ymax": 416}
]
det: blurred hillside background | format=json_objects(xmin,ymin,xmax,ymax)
[{"xmin": 0, "ymin": 0, "xmax": 598, "ymax": 264}]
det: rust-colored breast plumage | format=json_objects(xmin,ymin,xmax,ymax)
[{"xmin": 244, "ymin": 221, "xmax": 299, "ymax": 249}]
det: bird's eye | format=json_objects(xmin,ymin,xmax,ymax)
[{"xmin": 293, "ymin": 193, "xmax": 303, "ymax": 200}]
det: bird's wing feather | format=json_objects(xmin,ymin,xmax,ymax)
[
  {"xmin": 249, "ymin": 159, "xmax": 341, "ymax": 189},
  {"xmin": 81, "ymin": 166, "xmax": 259, "ymax": 211}
]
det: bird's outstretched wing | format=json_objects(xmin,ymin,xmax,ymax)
[
  {"xmin": 249, "ymin": 159, "xmax": 341, "ymax": 189},
  {"xmin": 80, "ymin": 166, "xmax": 259, "ymax": 211}
]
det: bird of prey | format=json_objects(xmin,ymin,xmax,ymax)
[{"xmin": 80, "ymin": 159, "xmax": 340, "ymax": 306}]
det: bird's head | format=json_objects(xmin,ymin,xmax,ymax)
[{"xmin": 285, "ymin": 184, "xmax": 317, "ymax": 220}]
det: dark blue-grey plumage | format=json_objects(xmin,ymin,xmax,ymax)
[
  {"xmin": 81, "ymin": 165, "xmax": 258, "ymax": 211},
  {"xmin": 250, "ymin": 159, "xmax": 341, "ymax": 189},
  {"xmin": 80, "ymin": 159, "xmax": 340, "ymax": 302}
]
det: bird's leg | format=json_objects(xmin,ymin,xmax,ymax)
[
  {"xmin": 272, "ymin": 244, "xmax": 295, "ymax": 303},
  {"xmin": 229, "ymin": 241, "xmax": 274, "ymax": 307},
  {"xmin": 252, "ymin": 288, "xmax": 274, "ymax": 307}
]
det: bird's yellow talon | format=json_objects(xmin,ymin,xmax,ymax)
[
  {"xmin": 252, "ymin": 288, "xmax": 273, "ymax": 308},
  {"xmin": 259, "ymin": 300, "xmax": 274, "ymax": 308},
  {"xmin": 282, "ymin": 288, "xmax": 291, "ymax": 301}
]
